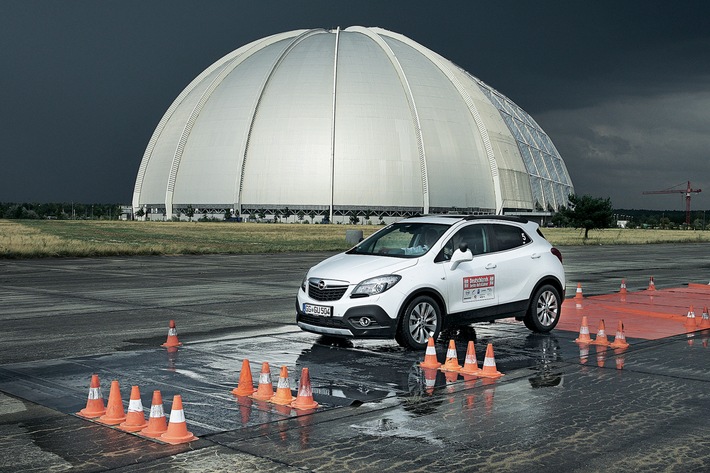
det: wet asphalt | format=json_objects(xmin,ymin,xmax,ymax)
[{"xmin": 1, "ymin": 243, "xmax": 710, "ymax": 472}]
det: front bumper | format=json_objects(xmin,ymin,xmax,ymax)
[{"xmin": 296, "ymin": 301, "xmax": 397, "ymax": 338}]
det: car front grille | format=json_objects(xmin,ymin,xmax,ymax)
[{"xmin": 308, "ymin": 281, "xmax": 348, "ymax": 302}]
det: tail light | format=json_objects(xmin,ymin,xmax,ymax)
[{"xmin": 551, "ymin": 247, "xmax": 562, "ymax": 263}]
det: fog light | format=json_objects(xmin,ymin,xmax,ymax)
[{"xmin": 358, "ymin": 317, "xmax": 372, "ymax": 327}]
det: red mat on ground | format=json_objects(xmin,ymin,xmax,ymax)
[{"xmin": 559, "ymin": 284, "xmax": 710, "ymax": 340}]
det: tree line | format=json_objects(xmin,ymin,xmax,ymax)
[{"xmin": 0, "ymin": 202, "xmax": 123, "ymax": 220}]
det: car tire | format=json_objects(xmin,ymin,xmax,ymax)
[
  {"xmin": 397, "ymin": 295, "xmax": 442, "ymax": 350},
  {"xmin": 524, "ymin": 284, "xmax": 561, "ymax": 332}
]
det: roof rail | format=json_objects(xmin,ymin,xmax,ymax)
[{"xmin": 463, "ymin": 215, "xmax": 529, "ymax": 223}]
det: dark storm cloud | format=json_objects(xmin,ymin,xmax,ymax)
[{"xmin": 1, "ymin": 0, "xmax": 709, "ymax": 210}]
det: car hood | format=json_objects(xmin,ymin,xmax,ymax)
[{"xmin": 307, "ymin": 253, "xmax": 419, "ymax": 284}]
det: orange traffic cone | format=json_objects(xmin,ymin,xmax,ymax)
[
  {"xmin": 700, "ymin": 307, "xmax": 710, "ymax": 329},
  {"xmin": 685, "ymin": 306, "xmax": 697, "ymax": 328},
  {"xmin": 419, "ymin": 337, "xmax": 441, "ymax": 369},
  {"xmin": 76, "ymin": 374, "xmax": 106, "ymax": 419},
  {"xmin": 119, "ymin": 385, "xmax": 148, "ymax": 432},
  {"xmin": 160, "ymin": 395, "xmax": 198, "ymax": 444},
  {"xmin": 161, "ymin": 319, "xmax": 182, "ymax": 348},
  {"xmin": 232, "ymin": 359, "xmax": 255, "ymax": 397},
  {"xmin": 291, "ymin": 367, "xmax": 319, "ymax": 410},
  {"xmin": 478, "ymin": 343, "xmax": 503, "ymax": 379},
  {"xmin": 139, "ymin": 390, "xmax": 168, "ymax": 438},
  {"xmin": 460, "ymin": 341, "xmax": 482, "ymax": 376},
  {"xmin": 647, "ymin": 276, "xmax": 656, "ymax": 291},
  {"xmin": 591, "ymin": 319, "xmax": 610, "ymax": 346},
  {"xmin": 251, "ymin": 362, "xmax": 274, "ymax": 401},
  {"xmin": 270, "ymin": 366, "xmax": 295, "ymax": 405},
  {"xmin": 609, "ymin": 321, "xmax": 630, "ymax": 349},
  {"xmin": 574, "ymin": 316, "xmax": 592, "ymax": 344},
  {"xmin": 619, "ymin": 279, "xmax": 627, "ymax": 294},
  {"xmin": 97, "ymin": 380, "xmax": 127, "ymax": 425},
  {"xmin": 575, "ymin": 283, "xmax": 584, "ymax": 299},
  {"xmin": 439, "ymin": 340, "xmax": 462, "ymax": 372}
]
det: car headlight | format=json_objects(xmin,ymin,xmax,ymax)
[
  {"xmin": 301, "ymin": 274, "xmax": 308, "ymax": 292},
  {"xmin": 352, "ymin": 275, "xmax": 401, "ymax": 297}
]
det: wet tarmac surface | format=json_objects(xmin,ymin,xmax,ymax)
[{"xmin": 1, "ymin": 244, "xmax": 710, "ymax": 472}]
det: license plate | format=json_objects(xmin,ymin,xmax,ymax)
[{"xmin": 303, "ymin": 303, "xmax": 332, "ymax": 317}]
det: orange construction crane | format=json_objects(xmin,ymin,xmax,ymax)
[{"xmin": 642, "ymin": 181, "xmax": 701, "ymax": 225}]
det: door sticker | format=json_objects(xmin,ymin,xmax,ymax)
[{"xmin": 463, "ymin": 275, "xmax": 495, "ymax": 302}]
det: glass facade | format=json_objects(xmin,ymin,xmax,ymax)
[{"xmin": 476, "ymin": 82, "xmax": 573, "ymax": 210}]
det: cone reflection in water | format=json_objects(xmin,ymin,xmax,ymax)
[
  {"xmin": 481, "ymin": 377, "xmax": 497, "ymax": 415},
  {"xmin": 579, "ymin": 344, "xmax": 589, "ymax": 364},
  {"xmin": 235, "ymin": 395, "xmax": 253, "ymax": 426},
  {"xmin": 140, "ymin": 390, "xmax": 168, "ymax": 438},
  {"xmin": 118, "ymin": 385, "xmax": 148, "ymax": 432},
  {"xmin": 614, "ymin": 348, "xmax": 626, "ymax": 370},
  {"xmin": 160, "ymin": 395, "xmax": 198, "ymax": 445},
  {"xmin": 421, "ymin": 367, "xmax": 438, "ymax": 395},
  {"xmin": 291, "ymin": 367, "xmax": 319, "ymax": 410},
  {"xmin": 97, "ymin": 380, "xmax": 126, "ymax": 425},
  {"xmin": 232, "ymin": 359, "xmax": 255, "ymax": 397},
  {"xmin": 479, "ymin": 343, "xmax": 503, "ymax": 379},
  {"xmin": 161, "ymin": 319, "xmax": 182, "ymax": 348},
  {"xmin": 439, "ymin": 339, "xmax": 462, "ymax": 372},
  {"xmin": 250, "ymin": 362, "xmax": 274, "ymax": 401},
  {"xmin": 595, "ymin": 345, "xmax": 607, "ymax": 368},
  {"xmin": 77, "ymin": 374, "xmax": 106, "ymax": 419},
  {"xmin": 419, "ymin": 337, "xmax": 441, "ymax": 369}
]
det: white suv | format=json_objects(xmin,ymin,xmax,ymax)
[{"xmin": 296, "ymin": 215, "xmax": 565, "ymax": 349}]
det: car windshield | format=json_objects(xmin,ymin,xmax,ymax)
[{"xmin": 347, "ymin": 222, "xmax": 449, "ymax": 258}]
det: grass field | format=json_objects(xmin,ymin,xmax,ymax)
[{"xmin": 1, "ymin": 219, "xmax": 710, "ymax": 258}]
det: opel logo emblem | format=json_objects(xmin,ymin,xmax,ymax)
[{"xmin": 318, "ymin": 280, "xmax": 326, "ymax": 290}]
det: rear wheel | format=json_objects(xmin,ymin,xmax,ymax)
[
  {"xmin": 396, "ymin": 295, "xmax": 442, "ymax": 349},
  {"xmin": 524, "ymin": 284, "xmax": 561, "ymax": 332}
]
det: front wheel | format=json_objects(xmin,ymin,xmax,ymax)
[
  {"xmin": 524, "ymin": 284, "xmax": 561, "ymax": 332},
  {"xmin": 397, "ymin": 295, "xmax": 442, "ymax": 349}
]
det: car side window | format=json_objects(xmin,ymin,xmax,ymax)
[
  {"xmin": 436, "ymin": 224, "xmax": 489, "ymax": 262},
  {"xmin": 490, "ymin": 224, "xmax": 531, "ymax": 251}
]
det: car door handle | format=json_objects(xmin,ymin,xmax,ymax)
[
  {"xmin": 485, "ymin": 263, "xmax": 497, "ymax": 269},
  {"xmin": 531, "ymin": 253, "xmax": 541, "ymax": 259}
]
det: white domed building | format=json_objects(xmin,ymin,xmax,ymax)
[{"xmin": 133, "ymin": 26, "xmax": 573, "ymax": 222}]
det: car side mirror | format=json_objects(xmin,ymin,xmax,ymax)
[{"xmin": 450, "ymin": 248, "xmax": 473, "ymax": 271}]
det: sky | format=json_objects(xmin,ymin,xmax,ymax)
[{"xmin": 2, "ymin": 0, "xmax": 709, "ymax": 211}]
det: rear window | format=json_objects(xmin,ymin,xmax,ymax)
[{"xmin": 491, "ymin": 224, "xmax": 531, "ymax": 251}]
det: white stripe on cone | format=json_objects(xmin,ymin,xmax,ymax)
[
  {"xmin": 483, "ymin": 357, "xmax": 495, "ymax": 367},
  {"xmin": 259, "ymin": 372, "xmax": 271, "ymax": 384},
  {"xmin": 150, "ymin": 404, "xmax": 165, "ymax": 417},
  {"xmin": 277, "ymin": 377, "xmax": 289, "ymax": 389},
  {"xmin": 169, "ymin": 408, "xmax": 186, "ymax": 423},
  {"xmin": 579, "ymin": 326, "xmax": 589, "ymax": 335},
  {"xmin": 88, "ymin": 387, "xmax": 102, "ymax": 400}
]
